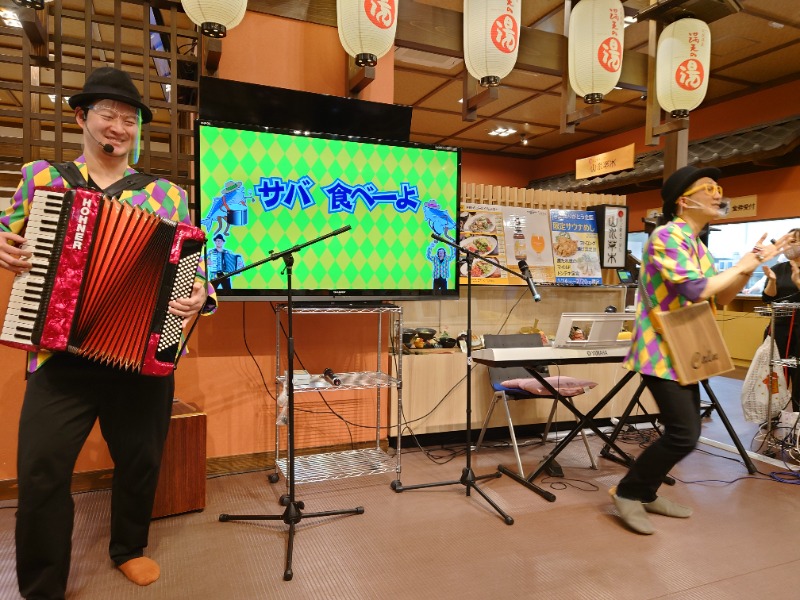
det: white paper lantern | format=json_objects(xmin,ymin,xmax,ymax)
[
  {"xmin": 568, "ymin": 0, "xmax": 625, "ymax": 104},
  {"xmin": 181, "ymin": 0, "xmax": 247, "ymax": 38},
  {"xmin": 337, "ymin": 0, "xmax": 399, "ymax": 67},
  {"xmin": 656, "ymin": 17, "xmax": 711, "ymax": 118},
  {"xmin": 464, "ymin": 0, "xmax": 521, "ymax": 87}
]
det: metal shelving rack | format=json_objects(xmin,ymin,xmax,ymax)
[
  {"xmin": 273, "ymin": 303, "xmax": 403, "ymax": 484},
  {"xmin": 755, "ymin": 302, "xmax": 800, "ymax": 458}
]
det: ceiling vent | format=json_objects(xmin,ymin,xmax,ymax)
[
  {"xmin": 394, "ymin": 47, "xmax": 462, "ymax": 70},
  {"xmin": 636, "ymin": 0, "xmax": 742, "ymax": 24}
]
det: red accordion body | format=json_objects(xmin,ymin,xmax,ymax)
[{"xmin": 1, "ymin": 187, "xmax": 206, "ymax": 376}]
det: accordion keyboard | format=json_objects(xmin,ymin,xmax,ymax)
[
  {"xmin": 1, "ymin": 187, "xmax": 206, "ymax": 375},
  {"xmin": 1, "ymin": 190, "xmax": 66, "ymax": 347}
]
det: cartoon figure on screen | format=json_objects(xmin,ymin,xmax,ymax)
[
  {"xmin": 208, "ymin": 234, "xmax": 245, "ymax": 290},
  {"xmin": 423, "ymin": 199, "xmax": 457, "ymax": 241},
  {"xmin": 200, "ymin": 179, "xmax": 254, "ymax": 237},
  {"xmin": 427, "ymin": 241, "xmax": 456, "ymax": 293}
]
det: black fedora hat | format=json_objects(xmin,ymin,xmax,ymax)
[
  {"xmin": 68, "ymin": 67, "xmax": 153, "ymax": 123},
  {"xmin": 661, "ymin": 165, "xmax": 721, "ymax": 221}
]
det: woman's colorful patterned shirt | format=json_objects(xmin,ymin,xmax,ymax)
[{"xmin": 622, "ymin": 218, "xmax": 716, "ymax": 381}]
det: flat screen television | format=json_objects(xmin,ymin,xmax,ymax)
[
  {"xmin": 195, "ymin": 120, "xmax": 461, "ymax": 302},
  {"xmin": 199, "ymin": 77, "xmax": 412, "ymax": 142}
]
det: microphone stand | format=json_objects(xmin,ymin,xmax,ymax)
[
  {"xmin": 218, "ymin": 225, "xmax": 364, "ymax": 582},
  {"xmin": 391, "ymin": 234, "xmax": 542, "ymax": 525}
]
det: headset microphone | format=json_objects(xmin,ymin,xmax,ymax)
[
  {"xmin": 82, "ymin": 109, "xmax": 116, "ymax": 155},
  {"xmin": 89, "ymin": 128, "xmax": 115, "ymax": 155}
]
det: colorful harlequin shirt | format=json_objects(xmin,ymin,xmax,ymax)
[
  {"xmin": 0, "ymin": 157, "xmax": 216, "ymax": 372},
  {"xmin": 622, "ymin": 218, "xmax": 716, "ymax": 381}
]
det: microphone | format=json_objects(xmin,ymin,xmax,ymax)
[
  {"xmin": 323, "ymin": 368, "xmax": 341, "ymax": 386},
  {"xmin": 86, "ymin": 124, "xmax": 115, "ymax": 154},
  {"xmin": 81, "ymin": 110, "xmax": 116, "ymax": 154},
  {"xmin": 517, "ymin": 260, "xmax": 541, "ymax": 302}
]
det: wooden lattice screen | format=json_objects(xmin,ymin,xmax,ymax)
[{"xmin": 0, "ymin": 0, "xmax": 201, "ymax": 204}]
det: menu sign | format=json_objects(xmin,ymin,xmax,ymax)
[
  {"xmin": 502, "ymin": 207, "xmax": 555, "ymax": 284},
  {"xmin": 457, "ymin": 205, "xmax": 604, "ymax": 287},
  {"xmin": 549, "ymin": 209, "xmax": 602, "ymax": 285},
  {"xmin": 589, "ymin": 204, "xmax": 628, "ymax": 268},
  {"xmin": 458, "ymin": 203, "xmax": 509, "ymax": 284}
]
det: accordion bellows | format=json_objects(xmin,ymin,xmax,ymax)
[{"xmin": 1, "ymin": 187, "xmax": 205, "ymax": 376}]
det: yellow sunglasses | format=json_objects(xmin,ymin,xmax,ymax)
[{"xmin": 683, "ymin": 182, "xmax": 723, "ymax": 197}]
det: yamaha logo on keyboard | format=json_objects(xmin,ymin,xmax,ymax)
[
  {"xmin": 586, "ymin": 349, "xmax": 609, "ymax": 356},
  {"xmin": 72, "ymin": 196, "xmax": 94, "ymax": 250}
]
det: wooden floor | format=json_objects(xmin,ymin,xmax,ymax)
[{"xmin": 1, "ymin": 374, "xmax": 799, "ymax": 600}]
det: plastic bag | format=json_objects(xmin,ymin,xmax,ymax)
[
  {"xmin": 741, "ymin": 336, "xmax": 790, "ymax": 422},
  {"xmin": 775, "ymin": 410, "xmax": 800, "ymax": 446}
]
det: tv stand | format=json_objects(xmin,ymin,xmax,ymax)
[{"xmin": 271, "ymin": 303, "xmax": 403, "ymax": 483}]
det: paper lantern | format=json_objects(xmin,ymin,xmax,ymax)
[
  {"xmin": 181, "ymin": 0, "xmax": 247, "ymax": 38},
  {"xmin": 568, "ymin": 0, "xmax": 625, "ymax": 104},
  {"xmin": 337, "ymin": 0, "xmax": 399, "ymax": 67},
  {"xmin": 656, "ymin": 17, "xmax": 711, "ymax": 118},
  {"xmin": 464, "ymin": 0, "xmax": 521, "ymax": 87}
]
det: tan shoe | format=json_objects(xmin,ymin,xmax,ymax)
[
  {"xmin": 117, "ymin": 556, "xmax": 160, "ymax": 586},
  {"xmin": 643, "ymin": 495, "xmax": 693, "ymax": 518},
  {"xmin": 609, "ymin": 487, "xmax": 654, "ymax": 535}
]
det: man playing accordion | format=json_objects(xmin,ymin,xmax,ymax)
[{"xmin": 0, "ymin": 66, "xmax": 216, "ymax": 599}]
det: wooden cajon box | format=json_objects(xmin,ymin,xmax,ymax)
[{"xmin": 152, "ymin": 400, "xmax": 207, "ymax": 519}]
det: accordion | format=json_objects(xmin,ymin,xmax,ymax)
[{"xmin": 1, "ymin": 187, "xmax": 206, "ymax": 376}]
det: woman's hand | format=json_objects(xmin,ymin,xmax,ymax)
[
  {"xmin": 762, "ymin": 264, "xmax": 778, "ymax": 297},
  {"xmin": 791, "ymin": 260, "xmax": 800, "ymax": 291},
  {"xmin": 0, "ymin": 231, "xmax": 31, "ymax": 274}
]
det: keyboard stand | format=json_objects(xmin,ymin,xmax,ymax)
[
  {"xmin": 598, "ymin": 377, "xmax": 675, "ymax": 486},
  {"xmin": 599, "ymin": 377, "xmax": 657, "ymax": 468},
  {"xmin": 498, "ymin": 370, "xmax": 638, "ymax": 501},
  {"xmin": 599, "ymin": 377, "xmax": 757, "ymax": 476},
  {"xmin": 699, "ymin": 379, "xmax": 758, "ymax": 474}
]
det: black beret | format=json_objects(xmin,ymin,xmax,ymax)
[
  {"xmin": 69, "ymin": 66, "xmax": 153, "ymax": 123},
  {"xmin": 661, "ymin": 165, "xmax": 721, "ymax": 222}
]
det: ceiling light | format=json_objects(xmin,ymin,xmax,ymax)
[
  {"xmin": 488, "ymin": 127, "xmax": 516, "ymax": 137},
  {"xmin": 180, "ymin": 0, "xmax": 247, "ymax": 38},
  {"xmin": 464, "ymin": 0, "xmax": 521, "ymax": 87},
  {"xmin": 656, "ymin": 17, "xmax": 711, "ymax": 118},
  {"xmin": 337, "ymin": 0, "xmax": 398, "ymax": 67},
  {"xmin": 568, "ymin": 0, "xmax": 625, "ymax": 105},
  {"xmin": 0, "ymin": 9, "xmax": 21, "ymax": 27},
  {"xmin": 11, "ymin": 0, "xmax": 45, "ymax": 9}
]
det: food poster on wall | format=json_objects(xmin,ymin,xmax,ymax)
[
  {"xmin": 501, "ymin": 207, "xmax": 556, "ymax": 284},
  {"xmin": 458, "ymin": 203, "xmax": 509, "ymax": 284},
  {"xmin": 549, "ymin": 209, "xmax": 602, "ymax": 285}
]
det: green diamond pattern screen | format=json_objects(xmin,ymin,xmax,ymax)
[{"xmin": 197, "ymin": 123, "xmax": 460, "ymax": 299}]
